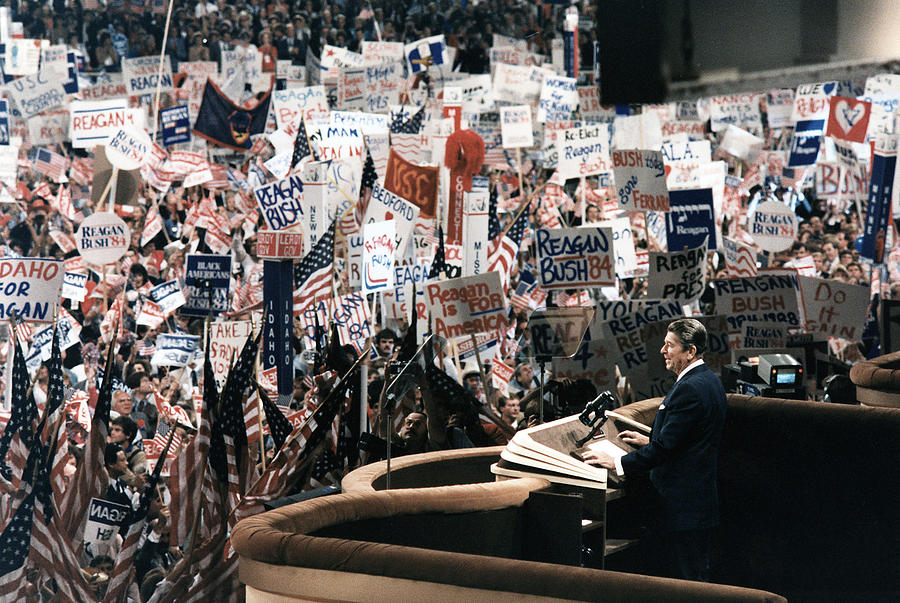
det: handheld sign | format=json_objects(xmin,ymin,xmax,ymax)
[
  {"xmin": 612, "ymin": 149, "xmax": 669, "ymax": 212},
  {"xmin": 105, "ymin": 127, "xmax": 151, "ymax": 170},
  {"xmin": 799, "ymin": 276, "xmax": 869, "ymax": 342},
  {"xmin": 557, "ymin": 123, "xmax": 611, "ymax": 180},
  {"xmin": 254, "ymin": 173, "xmax": 304, "ymax": 231},
  {"xmin": 362, "ymin": 183, "xmax": 419, "ymax": 257},
  {"xmin": 535, "ymin": 226, "xmax": 615, "ymax": 289},
  {"xmin": 528, "ymin": 307, "xmax": 594, "ymax": 360},
  {"xmin": 749, "ymin": 200, "xmax": 797, "ymax": 253},
  {"xmin": 362, "ymin": 220, "xmax": 396, "ymax": 294},
  {"xmin": 210, "ymin": 320, "xmax": 253, "ymax": 391},
  {"xmin": 183, "ymin": 254, "xmax": 232, "ymax": 317},
  {"xmin": 159, "ymin": 105, "xmax": 191, "ymax": 146},
  {"xmin": 151, "ymin": 334, "xmax": 201, "ymax": 367},
  {"xmin": 84, "ymin": 498, "xmax": 130, "ymax": 548},
  {"xmin": 500, "ymin": 105, "xmax": 533, "ymax": 148},
  {"xmin": 76, "ymin": 212, "xmax": 130, "ymax": 265},
  {"xmin": 665, "ymin": 188, "xmax": 717, "ymax": 251},
  {"xmin": 647, "ymin": 240, "xmax": 708, "ymax": 304},
  {"xmin": 712, "ymin": 270, "xmax": 803, "ymax": 334},
  {"xmin": 425, "ymin": 272, "xmax": 507, "ymax": 339},
  {"xmin": 148, "ymin": 279, "xmax": 186, "ymax": 315}
]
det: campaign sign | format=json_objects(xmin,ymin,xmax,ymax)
[
  {"xmin": 557, "ymin": 123, "xmax": 610, "ymax": 180},
  {"xmin": 183, "ymin": 254, "xmax": 232, "ymax": 317},
  {"xmin": 711, "ymin": 270, "xmax": 803, "ymax": 333},
  {"xmin": 257, "ymin": 231, "xmax": 304, "ymax": 259},
  {"xmin": 2, "ymin": 71, "xmax": 67, "ymax": 119},
  {"xmin": 105, "ymin": 127, "xmax": 152, "ymax": 171},
  {"xmin": 612, "ymin": 149, "xmax": 669, "ymax": 212},
  {"xmin": 499, "ymin": 105, "xmax": 533, "ymax": 148},
  {"xmin": 706, "ymin": 93, "xmax": 762, "ymax": 135},
  {"xmin": 597, "ymin": 299, "xmax": 684, "ymax": 383},
  {"xmin": 160, "ymin": 105, "xmax": 191, "ymax": 146},
  {"xmin": 362, "ymin": 220, "xmax": 396, "ymax": 294},
  {"xmin": 647, "ymin": 240, "xmax": 708, "ymax": 304},
  {"xmin": 61, "ymin": 271, "xmax": 87, "ymax": 302},
  {"xmin": 151, "ymin": 334, "xmax": 201, "ymax": 367},
  {"xmin": 535, "ymin": 226, "xmax": 615, "ymax": 290},
  {"xmin": 254, "ymin": 173, "xmax": 304, "ymax": 231},
  {"xmin": 122, "ymin": 55, "xmax": 173, "ymax": 95},
  {"xmin": 24, "ymin": 316, "xmax": 82, "ymax": 371},
  {"xmin": 297, "ymin": 291, "xmax": 372, "ymax": 347},
  {"xmin": 860, "ymin": 149, "xmax": 896, "ymax": 264},
  {"xmin": 272, "ymin": 86, "xmax": 329, "ymax": 132},
  {"xmin": 594, "ymin": 218, "xmax": 637, "ymax": 277},
  {"xmin": 210, "ymin": 320, "xmax": 252, "ymax": 391},
  {"xmin": 84, "ymin": 498, "xmax": 131, "ymax": 547},
  {"xmin": 76, "ymin": 212, "xmax": 130, "ymax": 265},
  {"xmin": 799, "ymin": 276, "xmax": 869, "ymax": 342},
  {"xmin": 665, "ymin": 188, "xmax": 717, "ymax": 251},
  {"xmin": 529, "ymin": 307, "xmax": 594, "ymax": 360},
  {"xmin": 538, "ymin": 74, "xmax": 578, "ymax": 122},
  {"xmin": 825, "ymin": 96, "xmax": 871, "ymax": 143},
  {"xmin": 790, "ymin": 81, "xmax": 836, "ymax": 130},
  {"xmin": 383, "ymin": 149, "xmax": 439, "ymax": 218},
  {"xmin": 362, "ymin": 183, "xmax": 419, "ymax": 257},
  {"xmin": 749, "ymin": 200, "xmax": 797, "ymax": 253},
  {"xmin": 70, "ymin": 100, "xmax": 145, "ymax": 148},
  {"xmin": 425, "ymin": 271, "xmax": 507, "ymax": 339},
  {"xmin": 148, "ymin": 279, "xmax": 186, "ymax": 315}
]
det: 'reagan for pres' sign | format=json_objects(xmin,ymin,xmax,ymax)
[
  {"xmin": 536, "ymin": 226, "xmax": 615, "ymax": 290},
  {"xmin": 0, "ymin": 258, "xmax": 64, "ymax": 321}
]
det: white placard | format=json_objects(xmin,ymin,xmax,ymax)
[
  {"xmin": 500, "ymin": 105, "xmax": 533, "ymax": 148},
  {"xmin": 76, "ymin": 212, "xmax": 130, "ymax": 265},
  {"xmin": 362, "ymin": 220, "xmax": 396, "ymax": 294},
  {"xmin": 105, "ymin": 127, "xmax": 152, "ymax": 170}
]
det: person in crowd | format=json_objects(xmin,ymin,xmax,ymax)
[{"xmin": 507, "ymin": 363, "xmax": 538, "ymax": 397}]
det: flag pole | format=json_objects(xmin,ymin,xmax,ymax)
[{"xmin": 150, "ymin": 0, "xmax": 177, "ymax": 142}]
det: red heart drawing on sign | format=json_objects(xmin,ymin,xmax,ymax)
[
  {"xmin": 664, "ymin": 164, "xmax": 672, "ymax": 179},
  {"xmin": 835, "ymin": 99, "xmax": 864, "ymax": 133},
  {"xmin": 384, "ymin": 211, "xmax": 393, "ymax": 220}
]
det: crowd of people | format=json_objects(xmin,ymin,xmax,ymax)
[{"xmin": 0, "ymin": 0, "xmax": 890, "ymax": 599}]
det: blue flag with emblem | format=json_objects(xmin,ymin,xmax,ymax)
[{"xmin": 194, "ymin": 80, "xmax": 272, "ymax": 151}]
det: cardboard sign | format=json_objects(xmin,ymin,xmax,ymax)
[
  {"xmin": 76, "ymin": 212, "xmax": 130, "ymax": 265},
  {"xmin": 362, "ymin": 220, "xmax": 396, "ymax": 294},
  {"xmin": 338, "ymin": 67, "xmax": 365, "ymax": 110},
  {"xmin": 766, "ymin": 88, "xmax": 795, "ymax": 129},
  {"xmin": 593, "ymin": 218, "xmax": 637, "ymax": 277},
  {"xmin": 799, "ymin": 276, "xmax": 869, "ymax": 342},
  {"xmin": 209, "ymin": 320, "xmax": 252, "ymax": 390},
  {"xmin": 861, "ymin": 147, "xmax": 896, "ymax": 264},
  {"xmin": 538, "ymin": 74, "xmax": 578, "ymax": 122},
  {"xmin": 297, "ymin": 291, "xmax": 372, "ymax": 347},
  {"xmin": 84, "ymin": 498, "xmax": 130, "ymax": 547},
  {"xmin": 722, "ymin": 237, "xmax": 758, "ymax": 277},
  {"xmin": 70, "ymin": 100, "xmax": 145, "ymax": 148},
  {"xmin": 122, "ymin": 55, "xmax": 173, "ymax": 95},
  {"xmin": 597, "ymin": 299, "xmax": 684, "ymax": 382},
  {"xmin": 272, "ymin": 86, "xmax": 329, "ymax": 132},
  {"xmin": 647, "ymin": 240, "xmax": 708, "ymax": 304},
  {"xmin": 61, "ymin": 271, "xmax": 87, "ymax": 302},
  {"xmin": 500, "ymin": 105, "xmax": 533, "ymax": 148},
  {"xmin": 2, "ymin": 70, "xmax": 67, "ymax": 118},
  {"xmin": 558, "ymin": 123, "xmax": 611, "ymax": 180},
  {"xmin": 361, "ymin": 41, "xmax": 405, "ymax": 63},
  {"xmin": 712, "ymin": 271, "xmax": 803, "ymax": 333},
  {"xmin": 183, "ymin": 254, "xmax": 232, "ymax": 317},
  {"xmin": 383, "ymin": 149, "xmax": 439, "ymax": 218},
  {"xmin": 665, "ymin": 188, "xmax": 717, "ymax": 251},
  {"xmin": 160, "ymin": 105, "xmax": 191, "ymax": 146},
  {"xmin": 492, "ymin": 64, "xmax": 544, "ymax": 105},
  {"xmin": 535, "ymin": 226, "xmax": 615, "ymax": 289},
  {"xmin": 364, "ymin": 61, "xmax": 403, "ymax": 113},
  {"xmin": 425, "ymin": 272, "xmax": 507, "ymax": 338},
  {"xmin": 254, "ymin": 173, "xmax": 304, "ymax": 231},
  {"xmin": 825, "ymin": 96, "xmax": 871, "ymax": 143},
  {"xmin": 105, "ymin": 127, "xmax": 152, "ymax": 171},
  {"xmin": 362, "ymin": 183, "xmax": 419, "ymax": 257},
  {"xmin": 27, "ymin": 108, "xmax": 68, "ymax": 146},
  {"xmin": 0, "ymin": 258, "xmax": 64, "ymax": 321},
  {"xmin": 612, "ymin": 149, "xmax": 669, "ymax": 212},
  {"xmin": 528, "ymin": 307, "xmax": 594, "ymax": 359},
  {"xmin": 791, "ymin": 81, "xmax": 837, "ymax": 130},
  {"xmin": 707, "ymin": 93, "xmax": 762, "ymax": 136},
  {"xmin": 257, "ymin": 231, "xmax": 304, "ymax": 259},
  {"xmin": 749, "ymin": 200, "xmax": 797, "ymax": 253},
  {"xmin": 151, "ymin": 334, "xmax": 201, "ymax": 367},
  {"xmin": 148, "ymin": 279, "xmax": 186, "ymax": 315}
]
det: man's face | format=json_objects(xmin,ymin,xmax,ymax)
[
  {"xmin": 138, "ymin": 375, "xmax": 153, "ymax": 394},
  {"xmin": 114, "ymin": 393, "xmax": 133, "ymax": 416},
  {"xmin": 399, "ymin": 413, "xmax": 427, "ymax": 446},
  {"xmin": 500, "ymin": 399, "xmax": 519, "ymax": 423},
  {"xmin": 109, "ymin": 451, "xmax": 128, "ymax": 476},
  {"xmin": 517, "ymin": 365, "xmax": 533, "ymax": 385},
  {"xmin": 823, "ymin": 243, "xmax": 837, "ymax": 261},
  {"xmin": 109, "ymin": 424, "xmax": 128, "ymax": 444},
  {"xmin": 378, "ymin": 337, "xmax": 394, "ymax": 356},
  {"xmin": 660, "ymin": 331, "xmax": 694, "ymax": 376}
]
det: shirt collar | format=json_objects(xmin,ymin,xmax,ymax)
[{"xmin": 677, "ymin": 358, "xmax": 704, "ymax": 382}]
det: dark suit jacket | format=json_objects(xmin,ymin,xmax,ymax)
[{"xmin": 621, "ymin": 363, "xmax": 727, "ymax": 531}]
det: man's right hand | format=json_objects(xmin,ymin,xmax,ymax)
[{"xmin": 619, "ymin": 430, "xmax": 650, "ymax": 447}]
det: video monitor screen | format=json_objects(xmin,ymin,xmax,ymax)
[{"xmin": 775, "ymin": 371, "xmax": 796, "ymax": 385}]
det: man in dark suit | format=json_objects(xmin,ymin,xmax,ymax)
[{"xmin": 583, "ymin": 318, "xmax": 727, "ymax": 581}]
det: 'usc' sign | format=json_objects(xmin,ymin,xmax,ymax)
[{"xmin": 383, "ymin": 149, "xmax": 438, "ymax": 218}]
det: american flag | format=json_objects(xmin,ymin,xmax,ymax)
[
  {"xmin": 153, "ymin": 388, "xmax": 193, "ymax": 428},
  {"xmin": 222, "ymin": 332, "xmax": 260, "ymax": 448},
  {"xmin": 0, "ymin": 477, "xmax": 36, "ymax": 600},
  {"xmin": 168, "ymin": 400, "xmax": 210, "ymax": 546},
  {"xmin": 723, "ymin": 236, "xmax": 758, "ymax": 277},
  {"xmin": 104, "ymin": 433, "xmax": 174, "ymax": 603},
  {"xmin": 487, "ymin": 205, "xmax": 529, "ymax": 289},
  {"xmin": 32, "ymin": 148, "xmax": 67, "ymax": 181},
  {"xmin": 68, "ymin": 156, "xmax": 93, "ymax": 186},
  {"xmin": 32, "ymin": 181, "xmax": 52, "ymax": 200},
  {"xmin": 259, "ymin": 385, "xmax": 293, "ymax": 453},
  {"xmin": 390, "ymin": 105, "xmax": 425, "ymax": 161},
  {"xmin": 39, "ymin": 327, "xmax": 69, "ymax": 514},
  {"xmin": 510, "ymin": 278, "xmax": 538, "ymax": 314},
  {"xmin": 290, "ymin": 117, "xmax": 313, "ymax": 170},
  {"xmin": 425, "ymin": 356, "xmax": 481, "ymax": 412},
  {"xmin": 427, "ymin": 225, "xmax": 447, "ymax": 280},
  {"xmin": 390, "ymin": 105, "xmax": 425, "ymax": 135},
  {"xmin": 293, "ymin": 219, "xmax": 336, "ymax": 313},
  {"xmin": 58, "ymin": 327, "xmax": 116, "ymax": 553},
  {"xmin": 0, "ymin": 335, "xmax": 37, "ymax": 485},
  {"xmin": 488, "ymin": 186, "xmax": 502, "ymax": 240},
  {"xmin": 147, "ymin": 142, "xmax": 169, "ymax": 169},
  {"xmin": 351, "ymin": 145, "xmax": 379, "ymax": 229}
]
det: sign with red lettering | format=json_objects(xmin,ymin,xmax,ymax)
[
  {"xmin": 425, "ymin": 272, "xmax": 507, "ymax": 339},
  {"xmin": 362, "ymin": 220, "xmax": 395, "ymax": 294},
  {"xmin": 383, "ymin": 149, "xmax": 439, "ymax": 218},
  {"xmin": 76, "ymin": 212, "xmax": 131, "ymax": 265},
  {"xmin": 69, "ymin": 99, "xmax": 145, "ymax": 149},
  {"xmin": 210, "ymin": 320, "xmax": 252, "ymax": 390},
  {"xmin": 749, "ymin": 200, "xmax": 797, "ymax": 253},
  {"xmin": 0, "ymin": 258, "xmax": 65, "ymax": 321},
  {"xmin": 257, "ymin": 230, "xmax": 305, "ymax": 259},
  {"xmin": 825, "ymin": 96, "xmax": 871, "ymax": 143},
  {"xmin": 612, "ymin": 149, "xmax": 669, "ymax": 212},
  {"xmin": 557, "ymin": 123, "xmax": 610, "ymax": 180}
]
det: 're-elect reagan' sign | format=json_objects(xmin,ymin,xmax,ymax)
[
  {"xmin": 76, "ymin": 212, "xmax": 130, "ymax": 265},
  {"xmin": 0, "ymin": 258, "xmax": 64, "ymax": 321}
]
